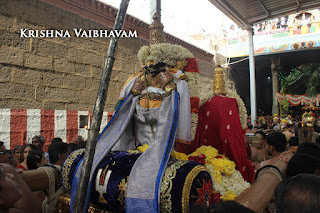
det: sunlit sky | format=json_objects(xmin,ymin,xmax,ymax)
[{"xmin": 98, "ymin": 0, "xmax": 235, "ymax": 52}]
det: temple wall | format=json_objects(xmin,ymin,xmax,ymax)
[
  {"xmin": 0, "ymin": 0, "xmax": 148, "ymax": 111},
  {"xmin": 0, "ymin": 0, "xmax": 214, "ymax": 111},
  {"xmin": 0, "ymin": 0, "xmax": 214, "ymax": 146}
]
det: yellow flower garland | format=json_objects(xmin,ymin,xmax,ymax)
[
  {"xmin": 188, "ymin": 145, "xmax": 218, "ymax": 163},
  {"xmin": 220, "ymin": 191, "xmax": 236, "ymax": 201},
  {"xmin": 137, "ymin": 144, "xmax": 149, "ymax": 153},
  {"xmin": 209, "ymin": 158, "xmax": 235, "ymax": 176},
  {"xmin": 134, "ymin": 144, "xmax": 250, "ymax": 201},
  {"xmin": 170, "ymin": 150, "xmax": 189, "ymax": 161}
]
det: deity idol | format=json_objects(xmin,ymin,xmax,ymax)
[
  {"xmin": 191, "ymin": 54, "xmax": 255, "ymax": 182},
  {"xmin": 300, "ymin": 13, "xmax": 309, "ymax": 34},
  {"xmin": 68, "ymin": 14, "xmax": 207, "ymax": 213},
  {"xmin": 65, "ymin": 14, "xmax": 252, "ymax": 213},
  {"xmin": 299, "ymin": 111, "xmax": 318, "ymax": 143}
]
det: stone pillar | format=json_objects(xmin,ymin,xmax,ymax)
[{"xmin": 271, "ymin": 55, "xmax": 280, "ymax": 115}]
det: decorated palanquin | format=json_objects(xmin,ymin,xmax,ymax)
[
  {"xmin": 57, "ymin": 15, "xmax": 252, "ymax": 213},
  {"xmin": 60, "ymin": 149, "xmax": 213, "ymax": 213},
  {"xmin": 59, "ymin": 144, "xmax": 252, "ymax": 212},
  {"xmin": 61, "ymin": 15, "xmax": 214, "ymax": 213}
]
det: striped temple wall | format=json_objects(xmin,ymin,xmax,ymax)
[{"xmin": 0, "ymin": 109, "xmax": 115, "ymax": 151}]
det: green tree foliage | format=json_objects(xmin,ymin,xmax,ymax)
[{"xmin": 281, "ymin": 64, "xmax": 320, "ymax": 97}]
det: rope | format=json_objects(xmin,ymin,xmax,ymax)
[
  {"xmin": 221, "ymin": 57, "xmax": 249, "ymax": 67},
  {"xmin": 39, "ymin": 166, "xmax": 65, "ymax": 213}
]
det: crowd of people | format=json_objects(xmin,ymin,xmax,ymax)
[
  {"xmin": 225, "ymin": 11, "xmax": 319, "ymax": 40},
  {"xmin": 254, "ymin": 16, "xmax": 289, "ymax": 34},
  {"xmin": 224, "ymin": 16, "xmax": 289, "ymax": 39},
  {"xmin": 0, "ymin": 111, "xmax": 320, "ymax": 213},
  {"xmin": 245, "ymin": 112, "xmax": 320, "ymax": 212},
  {"xmin": 0, "ymin": 135, "xmax": 86, "ymax": 212}
]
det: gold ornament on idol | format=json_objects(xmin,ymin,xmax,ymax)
[
  {"xmin": 149, "ymin": 13, "xmax": 166, "ymax": 45},
  {"xmin": 213, "ymin": 64, "xmax": 226, "ymax": 95},
  {"xmin": 175, "ymin": 60, "xmax": 188, "ymax": 70}
]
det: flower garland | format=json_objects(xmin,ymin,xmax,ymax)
[
  {"xmin": 200, "ymin": 90, "xmax": 248, "ymax": 129},
  {"xmin": 206, "ymin": 164, "xmax": 250, "ymax": 200},
  {"xmin": 185, "ymin": 70, "xmax": 200, "ymax": 141},
  {"xmin": 199, "ymin": 91, "xmax": 215, "ymax": 107},
  {"xmin": 135, "ymin": 144, "xmax": 250, "ymax": 201},
  {"xmin": 190, "ymin": 97, "xmax": 200, "ymax": 113},
  {"xmin": 138, "ymin": 43, "xmax": 194, "ymax": 67},
  {"xmin": 225, "ymin": 90, "xmax": 247, "ymax": 130},
  {"xmin": 184, "ymin": 58, "xmax": 199, "ymax": 73}
]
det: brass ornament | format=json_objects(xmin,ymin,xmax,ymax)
[
  {"xmin": 164, "ymin": 81, "xmax": 176, "ymax": 94},
  {"xmin": 179, "ymin": 74, "xmax": 188, "ymax": 81},
  {"xmin": 140, "ymin": 93, "xmax": 170, "ymax": 101},
  {"xmin": 212, "ymin": 65, "xmax": 226, "ymax": 95},
  {"xmin": 145, "ymin": 73, "xmax": 161, "ymax": 88},
  {"xmin": 150, "ymin": 13, "xmax": 166, "ymax": 45},
  {"xmin": 175, "ymin": 60, "xmax": 187, "ymax": 71}
]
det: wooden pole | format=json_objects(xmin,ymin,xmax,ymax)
[{"xmin": 72, "ymin": 0, "xmax": 130, "ymax": 212}]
